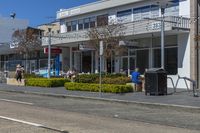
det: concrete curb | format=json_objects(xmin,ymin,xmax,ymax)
[{"xmin": 1, "ymin": 89, "xmax": 200, "ymax": 112}]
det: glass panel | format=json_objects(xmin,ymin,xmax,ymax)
[
  {"xmin": 165, "ymin": 0, "xmax": 179, "ymax": 16},
  {"xmin": 117, "ymin": 9, "xmax": 132, "ymax": 17},
  {"xmin": 165, "ymin": 48, "xmax": 177, "ymax": 74},
  {"xmin": 78, "ymin": 19, "xmax": 83, "ymax": 30},
  {"xmin": 151, "ymin": 5, "xmax": 159, "ymax": 18},
  {"xmin": 122, "ymin": 58, "xmax": 128, "ymax": 71},
  {"xmin": 72, "ymin": 20, "xmax": 77, "ymax": 31},
  {"xmin": 66, "ymin": 22, "xmax": 72, "ymax": 32},
  {"xmin": 84, "ymin": 18, "xmax": 90, "ymax": 29},
  {"xmin": 141, "ymin": 6, "xmax": 150, "ymax": 19},
  {"xmin": 136, "ymin": 50, "xmax": 149, "ymax": 74},
  {"xmin": 90, "ymin": 17, "xmax": 96, "ymax": 28},
  {"xmin": 153, "ymin": 49, "xmax": 161, "ymax": 68},
  {"xmin": 153, "ymin": 48, "xmax": 178, "ymax": 75},
  {"xmin": 130, "ymin": 57, "xmax": 135, "ymax": 72}
]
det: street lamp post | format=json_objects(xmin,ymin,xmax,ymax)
[
  {"xmin": 99, "ymin": 40, "xmax": 103, "ymax": 97},
  {"xmin": 161, "ymin": 7, "xmax": 165, "ymax": 69},
  {"xmin": 47, "ymin": 28, "xmax": 51, "ymax": 79}
]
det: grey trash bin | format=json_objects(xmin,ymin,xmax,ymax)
[{"xmin": 145, "ymin": 68, "xmax": 167, "ymax": 96}]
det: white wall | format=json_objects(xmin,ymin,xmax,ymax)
[{"xmin": 167, "ymin": 33, "xmax": 190, "ymax": 89}]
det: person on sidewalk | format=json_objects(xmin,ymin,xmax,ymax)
[
  {"xmin": 131, "ymin": 68, "xmax": 142, "ymax": 91},
  {"xmin": 15, "ymin": 64, "xmax": 23, "ymax": 83}
]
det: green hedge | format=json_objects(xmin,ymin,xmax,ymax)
[
  {"xmin": 23, "ymin": 73, "xmax": 42, "ymax": 78},
  {"xmin": 101, "ymin": 77, "xmax": 131, "ymax": 85},
  {"xmin": 26, "ymin": 78, "xmax": 70, "ymax": 87},
  {"xmin": 74, "ymin": 73, "xmax": 130, "ymax": 84},
  {"xmin": 64, "ymin": 82, "xmax": 133, "ymax": 93}
]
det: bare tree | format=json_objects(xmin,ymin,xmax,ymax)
[
  {"xmin": 12, "ymin": 27, "xmax": 42, "ymax": 72},
  {"xmin": 87, "ymin": 18, "xmax": 127, "ymax": 73}
]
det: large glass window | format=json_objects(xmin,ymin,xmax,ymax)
[
  {"xmin": 66, "ymin": 22, "xmax": 71, "ymax": 32},
  {"xmin": 141, "ymin": 6, "xmax": 150, "ymax": 19},
  {"xmin": 117, "ymin": 9, "xmax": 132, "ymax": 23},
  {"xmin": 151, "ymin": 5, "xmax": 159, "ymax": 18},
  {"xmin": 78, "ymin": 19, "xmax": 83, "ymax": 30},
  {"xmin": 71, "ymin": 20, "xmax": 77, "ymax": 31},
  {"xmin": 90, "ymin": 17, "xmax": 96, "ymax": 28},
  {"xmin": 84, "ymin": 18, "xmax": 90, "ymax": 29},
  {"xmin": 153, "ymin": 48, "xmax": 177, "ymax": 74},
  {"xmin": 165, "ymin": 1, "xmax": 179, "ymax": 16},
  {"xmin": 136, "ymin": 50, "xmax": 149, "ymax": 74},
  {"xmin": 133, "ymin": 5, "xmax": 159, "ymax": 21}
]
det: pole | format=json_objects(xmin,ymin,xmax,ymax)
[
  {"xmin": 47, "ymin": 32, "xmax": 51, "ymax": 79},
  {"xmin": 196, "ymin": 0, "xmax": 199, "ymax": 88},
  {"xmin": 128, "ymin": 49, "xmax": 130, "ymax": 76},
  {"xmin": 161, "ymin": 7, "xmax": 165, "ymax": 69},
  {"xmin": 99, "ymin": 55, "xmax": 102, "ymax": 97},
  {"xmin": 99, "ymin": 41, "xmax": 103, "ymax": 97}
]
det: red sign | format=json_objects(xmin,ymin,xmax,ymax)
[{"xmin": 44, "ymin": 48, "xmax": 62, "ymax": 54}]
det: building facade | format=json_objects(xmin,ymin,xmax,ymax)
[{"xmin": 42, "ymin": 0, "xmax": 194, "ymax": 88}]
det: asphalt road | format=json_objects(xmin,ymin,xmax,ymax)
[{"xmin": 0, "ymin": 91, "xmax": 200, "ymax": 133}]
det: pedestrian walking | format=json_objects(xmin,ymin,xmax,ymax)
[{"xmin": 15, "ymin": 64, "xmax": 22, "ymax": 83}]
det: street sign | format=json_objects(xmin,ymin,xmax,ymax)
[{"xmin": 44, "ymin": 48, "xmax": 62, "ymax": 54}]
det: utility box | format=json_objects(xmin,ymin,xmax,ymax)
[{"xmin": 145, "ymin": 68, "xmax": 167, "ymax": 96}]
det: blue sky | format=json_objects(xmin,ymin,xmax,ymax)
[{"xmin": 0, "ymin": 0, "xmax": 97, "ymax": 27}]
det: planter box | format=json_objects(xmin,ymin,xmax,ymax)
[{"xmin": 7, "ymin": 78, "xmax": 25, "ymax": 86}]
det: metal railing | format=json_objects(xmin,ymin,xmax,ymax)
[
  {"xmin": 167, "ymin": 76, "xmax": 176, "ymax": 93},
  {"xmin": 42, "ymin": 16, "xmax": 190, "ymax": 45},
  {"xmin": 175, "ymin": 75, "xmax": 199, "ymax": 97}
]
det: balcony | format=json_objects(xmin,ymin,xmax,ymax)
[{"xmin": 42, "ymin": 16, "xmax": 190, "ymax": 46}]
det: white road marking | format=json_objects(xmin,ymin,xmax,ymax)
[
  {"xmin": 0, "ymin": 115, "xmax": 65, "ymax": 132},
  {"xmin": 0, "ymin": 98, "xmax": 33, "ymax": 105},
  {"xmin": 0, "ymin": 116, "xmax": 43, "ymax": 127}
]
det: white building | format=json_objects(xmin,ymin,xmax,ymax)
[{"xmin": 42, "ymin": 0, "xmax": 196, "ymax": 89}]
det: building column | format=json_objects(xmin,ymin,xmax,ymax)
[{"xmin": 190, "ymin": 0, "xmax": 199, "ymax": 87}]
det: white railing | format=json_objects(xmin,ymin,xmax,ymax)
[{"xmin": 42, "ymin": 16, "xmax": 190, "ymax": 46}]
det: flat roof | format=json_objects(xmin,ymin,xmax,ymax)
[{"xmin": 57, "ymin": 0, "xmax": 146, "ymax": 19}]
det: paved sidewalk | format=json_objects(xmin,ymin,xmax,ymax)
[{"xmin": 0, "ymin": 83, "xmax": 200, "ymax": 109}]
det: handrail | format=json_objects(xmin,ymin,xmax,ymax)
[
  {"xmin": 167, "ymin": 76, "xmax": 176, "ymax": 93},
  {"xmin": 175, "ymin": 75, "xmax": 199, "ymax": 97}
]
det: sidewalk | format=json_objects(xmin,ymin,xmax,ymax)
[{"xmin": 0, "ymin": 83, "xmax": 200, "ymax": 109}]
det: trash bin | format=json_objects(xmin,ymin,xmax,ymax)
[{"xmin": 145, "ymin": 68, "xmax": 167, "ymax": 96}]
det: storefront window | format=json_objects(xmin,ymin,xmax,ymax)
[
  {"xmin": 153, "ymin": 47, "xmax": 177, "ymax": 74},
  {"xmin": 136, "ymin": 50, "xmax": 149, "ymax": 73}
]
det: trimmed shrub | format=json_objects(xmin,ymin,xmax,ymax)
[
  {"xmin": 64, "ymin": 82, "xmax": 133, "ymax": 93},
  {"xmin": 23, "ymin": 73, "xmax": 42, "ymax": 78},
  {"xmin": 74, "ymin": 73, "xmax": 130, "ymax": 84},
  {"xmin": 26, "ymin": 78, "xmax": 70, "ymax": 87},
  {"xmin": 74, "ymin": 74, "xmax": 99, "ymax": 83},
  {"xmin": 100, "ymin": 77, "xmax": 131, "ymax": 85}
]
